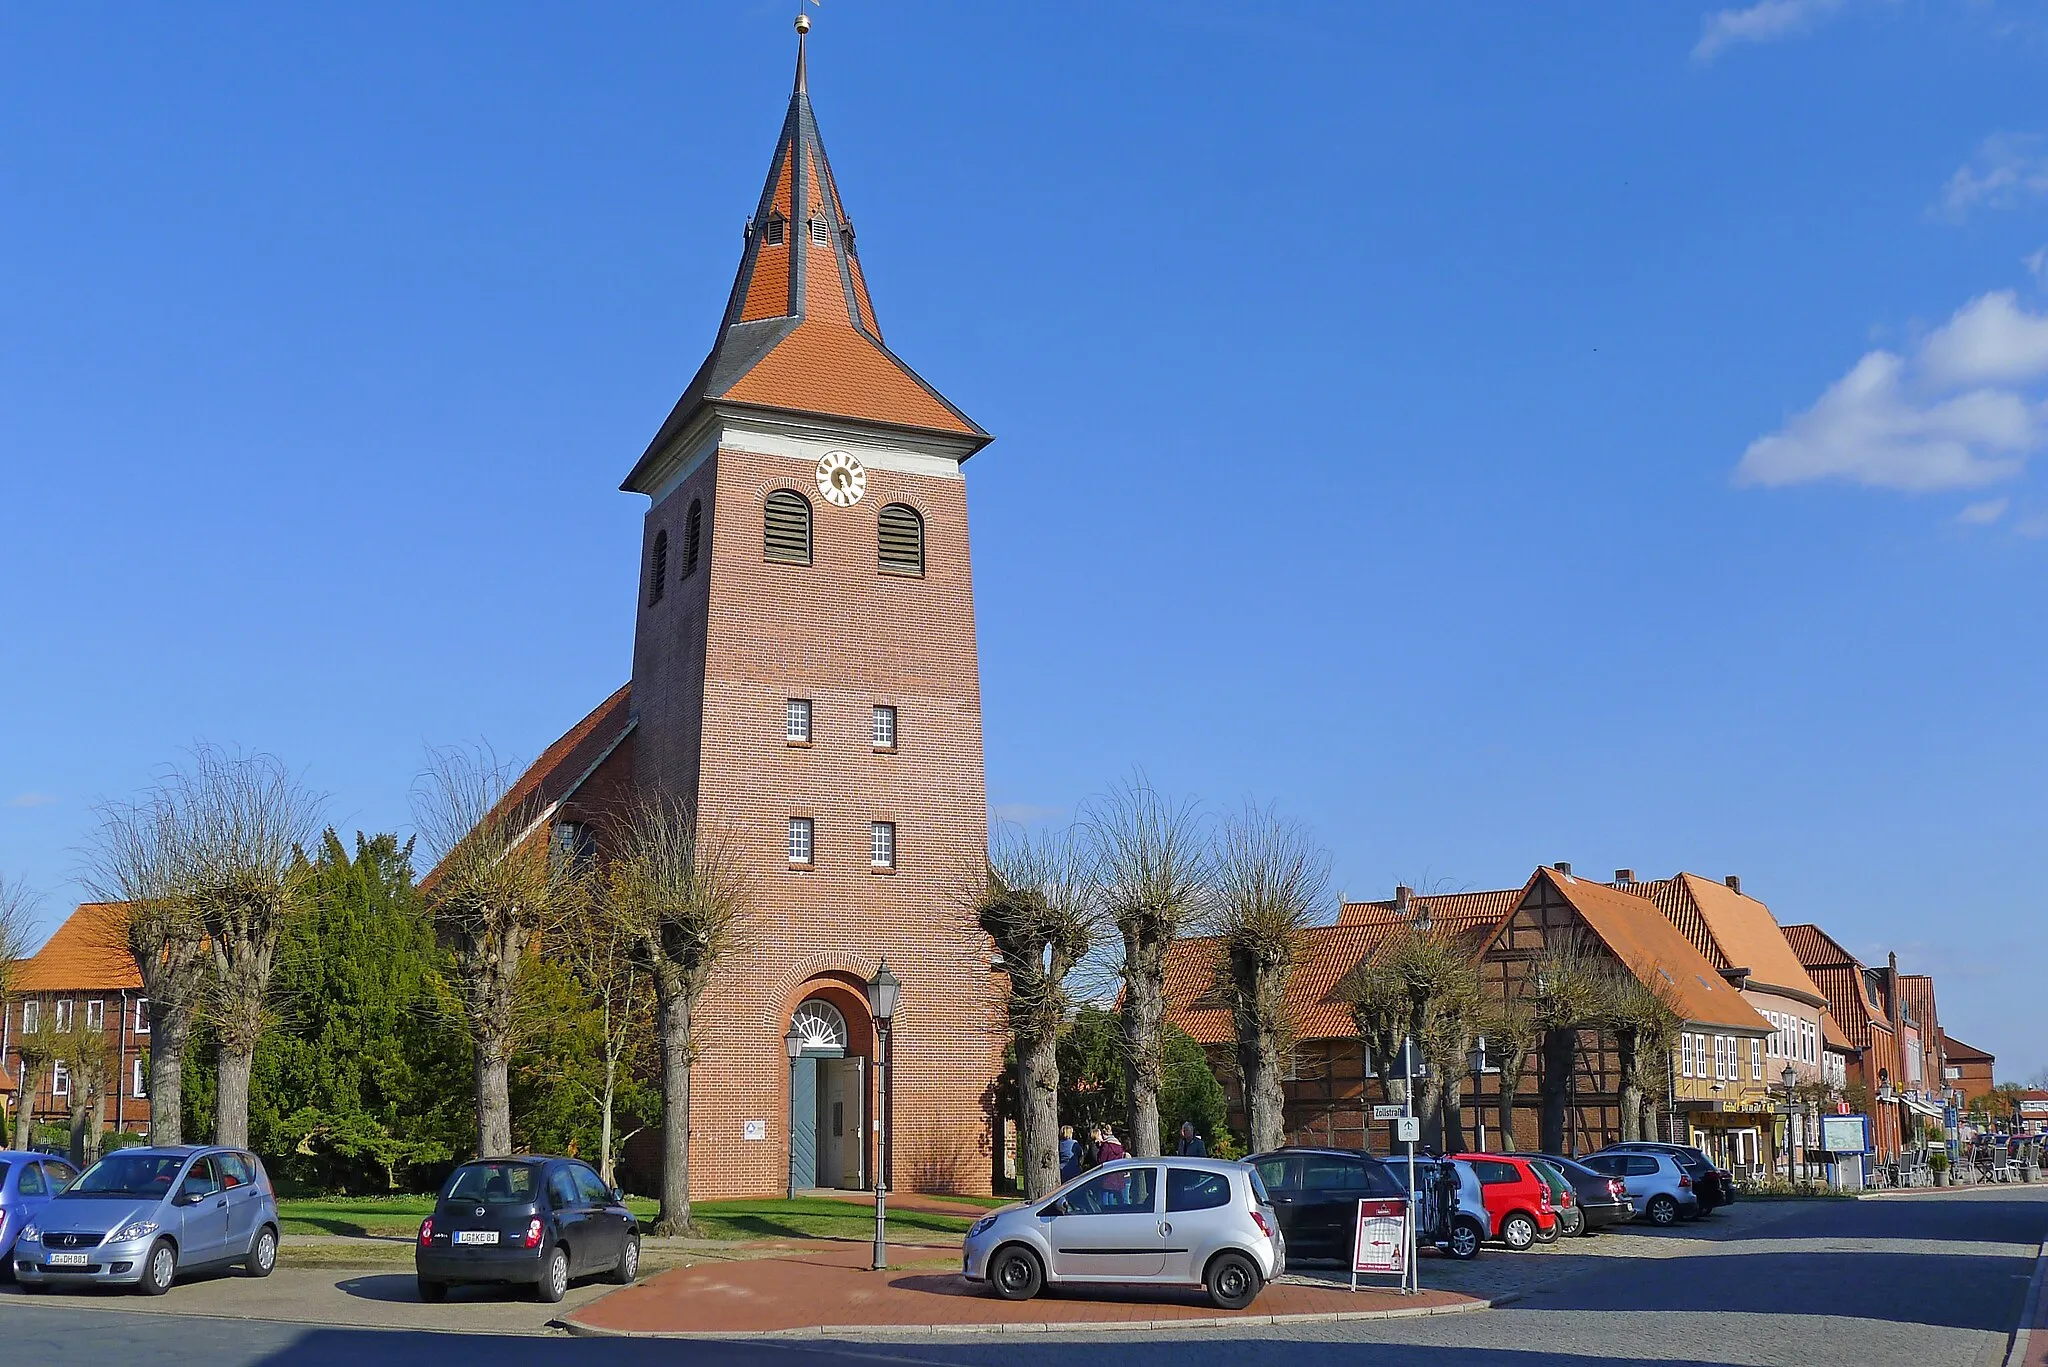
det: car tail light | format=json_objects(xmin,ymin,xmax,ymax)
[
  {"xmin": 1678, "ymin": 1174, "xmax": 1692, "ymax": 1189},
  {"xmin": 1607, "ymin": 1178, "xmax": 1627, "ymax": 1199},
  {"xmin": 1250, "ymin": 1209, "xmax": 1273, "ymax": 1240},
  {"xmin": 418, "ymin": 1218, "xmax": 434, "ymax": 1248},
  {"xmin": 523, "ymin": 1217, "xmax": 544, "ymax": 1250}
]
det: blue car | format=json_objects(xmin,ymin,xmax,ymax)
[
  {"xmin": 13, "ymin": 1146, "xmax": 279, "ymax": 1295},
  {"xmin": 1, "ymin": 1152, "xmax": 81, "ymax": 1270}
]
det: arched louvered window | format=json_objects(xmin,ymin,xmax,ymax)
[
  {"xmin": 764, "ymin": 490, "xmax": 812, "ymax": 565},
  {"xmin": 684, "ymin": 499, "xmax": 703, "ymax": 577},
  {"xmin": 648, "ymin": 529, "xmax": 668, "ymax": 605},
  {"xmin": 878, "ymin": 504, "xmax": 923, "ymax": 577}
]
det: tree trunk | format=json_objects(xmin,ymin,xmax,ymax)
[
  {"xmin": 1616, "ymin": 1029, "xmax": 1644, "ymax": 1143},
  {"xmin": 1416, "ymin": 1072, "xmax": 1446, "ymax": 1153},
  {"xmin": 1016, "ymin": 1018, "xmax": 1061, "ymax": 1199},
  {"xmin": 1441, "ymin": 1077, "xmax": 1467, "ymax": 1155},
  {"xmin": 147, "ymin": 1015, "xmax": 191, "ymax": 1147},
  {"xmin": 1236, "ymin": 1013, "xmax": 1289, "ymax": 1156},
  {"xmin": 474, "ymin": 1034, "xmax": 512, "ymax": 1158},
  {"xmin": 655, "ymin": 987, "xmax": 694, "ymax": 1236},
  {"xmin": 599, "ymin": 1053, "xmax": 618, "ymax": 1187},
  {"xmin": 1120, "ymin": 931, "xmax": 1167, "ymax": 1157},
  {"xmin": 68, "ymin": 1101, "xmax": 91, "ymax": 1166},
  {"xmin": 216, "ymin": 1044, "xmax": 254, "ymax": 1149},
  {"xmin": 88, "ymin": 1092, "xmax": 107, "ymax": 1165},
  {"xmin": 1538, "ymin": 1029, "xmax": 1577, "ymax": 1155},
  {"xmin": 11, "ymin": 1065, "xmax": 38, "ymax": 1150}
]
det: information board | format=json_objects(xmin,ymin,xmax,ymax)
[
  {"xmin": 1820, "ymin": 1113, "xmax": 1870, "ymax": 1154},
  {"xmin": 1351, "ymin": 1197, "xmax": 1411, "ymax": 1279}
]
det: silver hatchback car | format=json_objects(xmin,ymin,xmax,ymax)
[
  {"xmin": 961, "ymin": 1157, "xmax": 1285, "ymax": 1310},
  {"xmin": 13, "ymin": 1146, "xmax": 280, "ymax": 1295}
]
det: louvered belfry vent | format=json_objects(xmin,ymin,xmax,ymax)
[
  {"xmin": 809, "ymin": 217, "xmax": 830, "ymax": 247},
  {"xmin": 684, "ymin": 498, "xmax": 703, "ymax": 576},
  {"xmin": 649, "ymin": 529, "xmax": 668, "ymax": 604},
  {"xmin": 765, "ymin": 489, "xmax": 812, "ymax": 564},
  {"xmin": 878, "ymin": 503, "xmax": 923, "ymax": 576}
]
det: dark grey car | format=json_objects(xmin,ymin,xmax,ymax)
[{"xmin": 415, "ymin": 1157, "xmax": 639, "ymax": 1304}]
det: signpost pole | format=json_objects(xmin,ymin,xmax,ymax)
[{"xmin": 1404, "ymin": 1037, "xmax": 1417, "ymax": 1296}]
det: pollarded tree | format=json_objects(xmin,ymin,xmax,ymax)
[
  {"xmin": 1608, "ymin": 970, "xmax": 1682, "ymax": 1142},
  {"xmin": 1088, "ymin": 777, "xmax": 1208, "ymax": 1159},
  {"xmin": 975, "ymin": 825, "xmax": 1101, "ymax": 1198},
  {"xmin": 413, "ymin": 745, "xmax": 581, "ymax": 1160},
  {"xmin": 81, "ymin": 793, "xmax": 211, "ymax": 1146},
  {"xmin": 1209, "ymin": 805, "xmax": 1330, "ymax": 1155},
  {"xmin": 1477, "ymin": 993, "xmax": 1539, "ymax": 1150},
  {"xmin": 1528, "ymin": 933, "xmax": 1620, "ymax": 1155},
  {"xmin": 598, "ymin": 796, "xmax": 753, "ymax": 1235},
  {"xmin": 1343, "ymin": 924, "xmax": 1480, "ymax": 1135},
  {"xmin": 0, "ymin": 874, "xmax": 37, "ymax": 1023},
  {"xmin": 60, "ymin": 1021, "xmax": 117, "ymax": 1166}
]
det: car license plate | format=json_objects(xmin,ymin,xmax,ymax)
[
  {"xmin": 453, "ymin": 1230, "xmax": 499, "ymax": 1246},
  {"xmin": 48, "ymin": 1252, "xmax": 89, "ymax": 1267}
]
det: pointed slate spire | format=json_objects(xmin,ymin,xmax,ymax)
[{"xmin": 623, "ymin": 17, "xmax": 987, "ymax": 492}]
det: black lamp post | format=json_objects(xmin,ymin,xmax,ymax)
[
  {"xmin": 1467, "ymin": 1036, "xmax": 1490, "ymax": 1152},
  {"xmin": 1779, "ymin": 1065, "xmax": 1801, "ymax": 1183},
  {"xmin": 785, "ymin": 1025, "xmax": 806, "ymax": 1200},
  {"xmin": 865, "ymin": 958, "xmax": 901, "ymax": 1272}
]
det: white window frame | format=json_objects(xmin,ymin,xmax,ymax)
[
  {"xmin": 872, "ymin": 705, "xmax": 897, "ymax": 750},
  {"xmin": 1716, "ymin": 1036, "xmax": 1727, "ymax": 1081},
  {"xmin": 134, "ymin": 998, "xmax": 151, "ymax": 1035},
  {"xmin": 788, "ymin": 817, "xmax": 815, "ymax": 866},
  {"xmin": 22, "ymin": 1000, "xmax": 38, "ymax": 1033},
  {"xmin": 133, "ymin": 1058, "xmax": 147, "ymax": 1098},
  {"xmin": 53, "ymin": 999, "xmax": 73, "ymax": 1031},
  {"xmin": 86, "ymin": 999, "xmax": 104, "ymax": 1030},
  {"xmin": 1806, "ymin": 1019, "xmax": 1817, "ymax": 1064},
  {"xmin": 51, "ymin": 1061, "xmax": 70, "ymax": 1098},
  {"xmin": 786, "ymin": 698, "xmax": 812, "ymax": 744},
  {"xmin": 870, "ymin": 821, "xmax": 896, "ymax": 869},
  {"xmin": 1751, "ymin": 1037, "xmax": 1762, "ymax": 1080},
  {"xmin": 1681, "ymin": 1033, "xmax": 1694, "ymax": 1078}
]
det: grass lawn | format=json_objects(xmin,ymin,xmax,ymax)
[{"xmin": 276, "ymin": 1194, "xmax": 979, "ymax": 1242}]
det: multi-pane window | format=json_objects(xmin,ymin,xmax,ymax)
[
  {"xmin": 132, "ymin": 1059, "xmax": 147, "ymax": 1099},
  {"xmin": 134, "ymin": 998, "xmax": 151, "ymax": 1035},
  {"xmin": 52, "ymin": 1062, "xmax": 70, "ymax": 1098},
  {"xmin": 1751, "ymin": 1038, "xmax": 1762, "ymax": 1080},
  {"xmin": 1714, "ymin": 1036, "xmax": 1726, "ymax": 1082},
  {"xmin": 54, "ymin": 999, "xmax": 73, "ymax": 1030},
  {"xmin": 870, "ymin": 821, "xmax": 896, "ymax": 869},
  {"xmin": 85, "ymin": 1000, "xmax": 104, "ymax": 1031},
  {"xmin": 786, "ymin": 698, "xmax": 812, "ymax": 743},
  {"xmin": 872, "ymin": 705, "xmax": 897, "ymax": 750},
  {"xmin": 788, "ymin": 817, "xmax": 815, "ymax": 865},
  {"xmin": 22, "ymin": 1000, "xmax": 38, "ymax": 1032},
  {"xmin": 1681, "ymin": 1033, "xmax": 1694, "ymax": 1078}
]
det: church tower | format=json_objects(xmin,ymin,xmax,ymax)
[{"xmin": 620, "ymin": 22, "xmax": 999, "ymax": 1198}]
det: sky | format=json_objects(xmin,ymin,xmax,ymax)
[{"xmin": 3, "ymin": 3, "xmax": 2045, "ymax": 1077}]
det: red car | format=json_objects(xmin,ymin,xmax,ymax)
[{"xmin": 1449, "ymin": 1154, "xmax": 1558, "ymax": 1251}]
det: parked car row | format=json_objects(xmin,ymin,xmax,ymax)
[{"xmin": 2, "ymin": 1145, "xmax": 639, "ymax": 1305}]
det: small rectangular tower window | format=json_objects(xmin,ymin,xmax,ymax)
[
  {"xmin": 788, "ymin": 818, "xmax": 814, "ymax": 866},
  {"xmin": 872, "ymin": 705, "xmax": 897, "ymax": 751},
  {"xmin": 870, "ymin": 821, "xmax": 896, "ymax": 870},
  {"xmin": 54, "ymin": 999, "xmax": 73, "ymax": 1030},
  {"xmin": 786, "ymin": 699, "xmax": 812, "ymax": 744}
]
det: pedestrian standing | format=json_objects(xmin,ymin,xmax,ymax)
[
  {"xmin": 1175, "ymin": 1122, "xmax": 1207, "ymax": 1157},
  {"xmin": 1096, "ymin": 1126, "xmax": 1127, "ymax": 1164},
  {"xmin": 1082, "ymin": 1126, "xmax": 1103, "ymax": 1171},
  {"xmin": 1059, "ymin": 1125, "xmax": 1080, "ymax": 1182}
]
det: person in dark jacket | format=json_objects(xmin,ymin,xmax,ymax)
[
  {"xmin": 1176, "ymin": 1122, "xmax": 1207, "ymax": 1157},
  {"xmin": 1058, "ymin": 1126, "xmax": 1080, "ymax": 1182},
  {"xmin": 1095, "ymin": 1127, "xmax": 1128, "ymax": 1164}
]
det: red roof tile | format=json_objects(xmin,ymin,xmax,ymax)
[
  {"xmin": 13, "ymin": 902, "xmax": 142, "ymax": 993},
  {"xmin": 1540, "ymin": 871, "xmax": 1770, "ymax": 1034},
  {"xmin": 1941, "ymin": 1032, "xmax": 1993, "ymax": 1064},
  {"xmin": 1616, "ymin": 874, "xmax": 1827, "ymax": 1007}
]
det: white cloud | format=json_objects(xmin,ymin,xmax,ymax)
[
  {"xmin": 8, "ymin": 793, "xmax": 59, "ymax": 808},
  {"xmin": 1938, "ymin": 134, "xmax": 2048, "ymax": 221},
  {"xmin": 2028, "ymin": 246, "xmax": 2048, "ymax": 285},
  {"xmin": 1956, "ymin": 497, "xmax": 2010, "ymax": 525},
  {"xmin": 1694, "ymin": 0, "xmax": 1845, "ymax": 59},
  {"xmin": 1735, "ymin": 290, "xmax": 2048, "ymax": 492},
  {"xmin": 2018, "ymin": 512, "xmax": 2048, "ymax": 540}
]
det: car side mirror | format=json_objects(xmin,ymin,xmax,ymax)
[
  {"xmin": 611, "ymin": 1187, "xmax": 626, "ymax": 1205},
  {"xmin": 1040, "ymin": 1199, "xmax": 1071, "ymax": 1218},
  {"xmin": 176, "ymin": 1188, "xmax": 204, "ymax": 1207}
]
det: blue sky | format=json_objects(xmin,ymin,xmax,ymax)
[{"xmin": 4, "ymin": 3, "xmax": 2045, "ymax": 1076}]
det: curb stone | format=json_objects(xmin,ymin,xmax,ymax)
[
  {"xmin": 2004, "ymin": 1238, "xmax": 2048, "ymax": 1367},
  {"xmin": 556, "ymin": 1295, "xmax": 1494, "ymax": 1340}
]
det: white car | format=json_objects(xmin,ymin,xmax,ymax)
[{"xmin": 961, "ymin": 1157, "xmax": 1285, "ymax": 1310}]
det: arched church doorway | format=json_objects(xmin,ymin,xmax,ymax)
[{"xmin": 788, "ymin": 996, "xmax": 867, "ymax": 1192}]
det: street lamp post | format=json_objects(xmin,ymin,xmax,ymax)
[
  {"xmin": 786, "ymin": 1025, "xmax": 807, "ymax": 1201},
  {"xmin": 865, "ymin": 959, "xmax": 901, "ymax": 1272},
  {"xmin": 1467, "ymin": 1036, "xmax": 1492, "ymax": 1152},
  {"xmin": 1778, "ymin": 1065, "xmax": 1798, "ymax": 1183}
]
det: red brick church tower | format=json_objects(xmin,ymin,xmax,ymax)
[{"xmin": 522, "ymin": 22, "xmax": 1001, "ymax": 1198}]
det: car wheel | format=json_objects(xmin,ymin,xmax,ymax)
[
  {"xmin": 1205, "ymin": 1250, "xmax": 1262, "ymax": 1311},
  {"xmin": 609, "ymin": 1235, "xmax": 640, "ymax": 1285},
  {"xmin": 139, "ymin": 1239, "xmax": 177, "ymax": 1296},
  {"xmin": 535, "ymin": 1247, "xmax": 570, "ymax": 1304},
  {"xmin": 417, "ymin": 1278, "xmax": 448, "ymax": 1303},
  {"xmin": 1447, "ymin": 1218, "xmax": 1483, "ymax": 1260},
  {"xmin": 989, "ymin": 1244, "xmax": 1043, "ymax": 1301},
  {"xmin": 247, "ymin": 1226, "xmax": 279, "ymax": 1278},
  {"xmin": 1556, "ymin": 1208, "xmax": 1584, "ymax": 1239},
  {"xmin": 1501, "ymin": 1212, "xmax": 1538, "ymax": 1251},
  {"xmin": 1646, "ymin": 1195, "xmax": 1680, "ymax": 1227}
]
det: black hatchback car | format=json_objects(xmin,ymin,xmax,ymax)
[
  {"xmin": 1248, "ymin": 1147, "xmax": 1407, "ymax": 1263},
  {"xmin": 1502, "ymin": 1153, "xmax": 1635, "ymax": 1234},
  {"xmin": 416, "ymin": 1157, "xmax": 639, "ymax": 1303}
]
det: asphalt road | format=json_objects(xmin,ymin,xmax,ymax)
[{"xmin": 3, "ymin": 1185, "xmax": 2042, "ymax": 1366}]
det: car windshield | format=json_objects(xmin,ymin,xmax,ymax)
[
  {"xmin": 444, "ymin": 1162, "xmax": 539, "ymax": 1204},
  {"xmin": 62, "ymin": 1152, "xmax": 186, "ymax": 1198}
]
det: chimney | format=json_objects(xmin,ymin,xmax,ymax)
[
  {"xmin": 1725, "ymin": 874, "xmax": 1742, "ymax": 894},
  {"xmin": 1614, "ymin": 868, "xmax": 1634, "ymax": 884},
  {"xmin": 1394, "ymin": 885, "xmax": 1413, "ymax": 917},
  {"xmin": 1553, "ymin": 862, "xmax": 1572, "ymax": 876}
]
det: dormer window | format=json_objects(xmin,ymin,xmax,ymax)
[
  {"xmin": 763, "ymin": 215, "xmax": 787, "ymax": 247},
  {"xmin": 809, "ymin": 217, "xmax": 830, "ymax": 247}
]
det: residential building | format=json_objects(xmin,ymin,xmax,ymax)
[
  {"xmin": 1898, "ymin": 975, "xmax": 1950, "ymax": 1110},
  {"xmin": 1783, "ymin": 925, "xmax": 1905, "ymax": 1162},
  {"xmin": 1612, "ymin": 872, "xmax": 1834, "ymax": 1177},
  {"xmin": 455, "ymin": 27, "xmax": 1001, "ymax": 1199},
  {"xmin": 1941, "ymin": 1033, "xmax": 1996, "ymax": 1113},
  {"xmin": 1, "ymin": 902, "xmax": 154, "ymax": 1137},
  {"xmin": 1164, "ymin": 864, "xmax": 1770, "ymax": 1158}
]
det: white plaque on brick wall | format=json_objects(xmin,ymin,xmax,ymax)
[{"xmin": 743, "ymin": 1120, "xmax": 767, "ymax": 1141}]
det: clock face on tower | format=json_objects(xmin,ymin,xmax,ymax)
[{"xmin": 816, "ymin": 450, "xmax": 866, "ymax": 508}]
